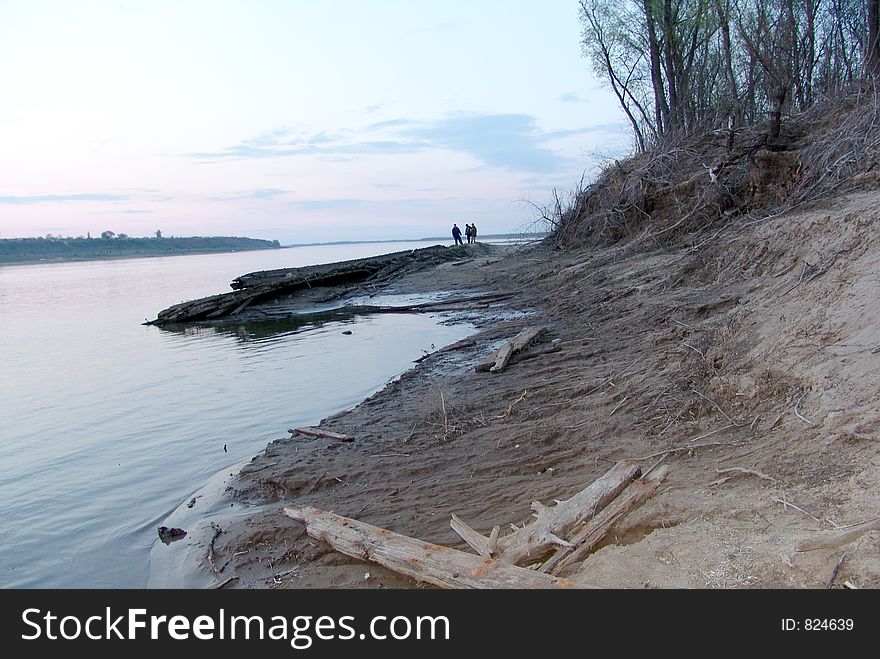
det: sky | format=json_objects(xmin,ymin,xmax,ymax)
[{"xmin": 0, "ymin": 0, "xmax": 631, "ymax": 244}]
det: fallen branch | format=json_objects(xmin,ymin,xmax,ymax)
[
  {"xmin": 450, "ymin": 514, "xmax": 492, "ymax": 557},
  {"xmin": 283, "ymin": 506, "xmax": 578, "ymax": 589},
  {"xmin": 579, "ymin": 356, "xmax": 645, "ymax": 397},
  {"xmin": 500, "ymin": 390, "xmax": 527, "ymax": 418},
  {"xmin": 609, "ymin": 395, "xmax": 629, "ymax": 417},
  {"xmin": 710, "ymin": 466, "xmax": 776, "ymax": 486},
  {"xmin": 827, "ymin": 553, "xmax": 846, "ymax": 589},
  {"xmin": 794, "ymin": 393, "xmax": 815, "ymax": 427},
  {"xmin": 691, "ymin": 389, "xmax": 740, "ymax": 426},
  {"xmin": 494, "ymin": 460, "xmax": 641, "ymax": 565},
  {"xmin": 208, "ymin": 522, "xmax": 223, "ymax": 573},
  {"xmin": 541, "ymin": 465, "xmax": 671, "ymax": 575},
  {"xmin": 290, "ymin": 427, "xmax": 354, "ymax": 442},
  {"xmin": 773, "ymin": 497, "xmax": 821, "ymax": 523},
  {"xmin": 796, "ymin": 517, "xmax": 880, "ymax": 552}
]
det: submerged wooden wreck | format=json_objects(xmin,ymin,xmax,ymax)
[{"xmin": 147, "ymin": 243, "xmax": 499, "ymax": 326}]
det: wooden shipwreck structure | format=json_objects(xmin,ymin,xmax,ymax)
[{"xmin": 148, "ymin": 243, "xmax": 497, "ymax": 326}]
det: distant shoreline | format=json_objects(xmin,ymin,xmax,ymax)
[{"xmin": 0, "ymin": 236, "xmax": 280, "ymax": 266}]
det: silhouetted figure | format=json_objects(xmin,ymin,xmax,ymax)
[
  {"xmin": 465, "ymin": 224, "xmax": 473, "ymax": 243},
  {"xmin": 471, "ymin": 223, "xmax": 477, "ymax": 243},
  {"xmin": 452, "ymin": 223, "xmax": 463, "ymax": 245}
]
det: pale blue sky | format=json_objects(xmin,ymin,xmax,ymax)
[{"xmin": 0, "ymin": 0, "xmax": 629, "ymax": 243}]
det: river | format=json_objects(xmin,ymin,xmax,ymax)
[{"xmin": 0, "ymin": 241, "xmax": 475, "ymax": 588}]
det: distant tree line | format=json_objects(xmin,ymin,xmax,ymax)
[
  {"xmin": 580, "ymin": 0, "xmax": 878, "ymax": 150},
  {"xmin": 0, "ymin": 236, "xmax": 281, "ymax": 264}
]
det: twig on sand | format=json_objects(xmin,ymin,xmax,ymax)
[
  {"xmin": 713, "ymin": 466, "xmax": 776, "ymax": 484},
  {"xmin": 500, "ymin": 390, "xmax": 528, "ymax": 418},
  {"xmin": 637, "ymin": 441, "xmax": 731, "ymax": 461},
  {"xmin": 688, "ymin": 423, "xmax": 738, "ymax": 443},
  {"xmin": 583, "ymin": 356, "xmax": 644, "ymax": 397},
  {"xmin": 681, "ymin": 342, "xmax": 706, "ymax": 360},
  {"xmin": 827, "ymin": 553, "xmax": 847, "ymax": 588},
  {"xmin": 208, "ymin": 522, "xmax": 224, "ymax": 573},
  {"xmin": 773, "ymin": 496, "xmax": 821, "ymax": 523},
  {"xmin": 794, "ymin": 392, "xmax": 816, "ymax": 426},
  {"xmin": 609, "ymin": 395, "xmax": 629, "ymax": 417},
  {"xmin": 691, "ymin": 389, "xmax": 739, "ymax": 426},
  {"xmin": 440, "ymin": 390, "xmax": 449, "ymax": 438}
]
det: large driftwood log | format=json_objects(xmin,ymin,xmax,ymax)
[
  {"xmin": 283, "ymin": 506, "xmax": 577, "ymax": 589},
  {"xmin": 540, "ymin": 465, "xmax": 671, "ymax": 574},
  {"xmin": 491, "ymin": 460, "xmax": 641, "ymax": 565},
  {"xmin": 475, "ymin": 326, "xmax": 547, "ymax": 373}
]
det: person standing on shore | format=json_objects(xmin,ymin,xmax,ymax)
[
  {"xmin": 452, "ymin": 223, "xmax": 463, "ymax": 245},
  {"xmin": 465, "ymin": 223, "xmax": 472, "ymax": 244},
  {"xmin": 471, "ymin": 223, "xmax": 477, "ymax": 243}
]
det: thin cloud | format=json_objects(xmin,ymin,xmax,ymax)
[
  {"xmin": 211, "ymin": 188, "xmax": 288, "ymax": 201},
  {"xmin": 185, "ymin": 113, "xmax": 609, "ymax": 173},
  {"xmin": 559, "ymin": 92, "xmax": 588, "ymax": 103}
]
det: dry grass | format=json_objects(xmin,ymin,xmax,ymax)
[{"xmin": 546, "ymin": 83, "xmax": 880, "ymax": 252}]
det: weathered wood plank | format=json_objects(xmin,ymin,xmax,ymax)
[
  {"xmin": 283, "ymin": 505, "xmax": 578, "ymax": 589},
  {"xmin": 541, "ymin": 465, "xmax": 671, "ymax": 574},
  {"xmin": 494, "ymin": 460, "xmax": 642, "ymax": 565},
  {"xmin": 489, "ymin": 326, "xmax": 547, "ymax": 373},
  {"xmin": 290, "ymin": 427, "xmax": 355, "ymax": 442},
  {"xmin": 475, "ymin": 352, "xmax": 499, "ymax": 372},
  {"xmin": 476, "ymin": 326, "xmax": 548, "ymax": 373},
  {"xmin": 490, "ymin": 344, "xmax": 516, "ymax": 373}
]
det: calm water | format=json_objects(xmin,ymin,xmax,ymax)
[{"xmin": 0, "ymin": 241, "xmax": 475, "ymax": 588}]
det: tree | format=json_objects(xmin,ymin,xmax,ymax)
[
  {"xmin": 100, "ymin": 230, "xmax": 116, "ymax": 240},
  {"xmin": 580, "ymin": 0, "xmax": 872, "ymax": 149},
  {"xmin": 866, "ymin": 0, "xmax": 880, "ymax": 76}
]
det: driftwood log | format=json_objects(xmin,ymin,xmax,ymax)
[
  {"xmin": 290, "ymin": 427, "xmax": 354, "ymax": 442},
  {"xmin": 795, "ymin": 517, "xmax": 880, "ymax": 552},
  {"xmin": 449, "ymin": 461, "xmax": 641, "ymax": 566},
  {"xmin": 475, "ymin": 326, "xmax": 548, "ymax": 373},
  {"xmin": 283, "ymin": 505, "xmax": 577, "ymax": 589},
  {"xmin": 539, "ymin": 465, "xmax": 671, "ymax": 574}
]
